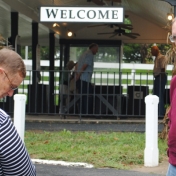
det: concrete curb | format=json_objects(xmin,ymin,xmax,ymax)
[
  {"xmin": 25, "ymin": 115, "xmax": 164, "ymax": 124},
  {"xmin": 32, "ymin": 159, "xmax": 94, "ymax": 168}
]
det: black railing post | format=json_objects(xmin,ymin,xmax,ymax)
[{"xmin": 49, "ymin": 32, "xmax": 55, "ymax": 113}]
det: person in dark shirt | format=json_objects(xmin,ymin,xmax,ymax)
[{"xmin": 151, "ymin": 45, "xmax": 167, "ymax": 116}]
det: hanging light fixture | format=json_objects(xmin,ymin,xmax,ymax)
[
  {"xmin": 167, "ymin": 13, "xmax": 174, "ymax": 21},
  {"xmin": 67, "ymin": 31, "xmax": 73, "ymax": 37},
  {"xmin": 167, "ymin": 8, "xmax": 174, "ymax": 21},
  {"xmin": 53, "ymin": 23, "xmax": 60, "ymax": 27}
]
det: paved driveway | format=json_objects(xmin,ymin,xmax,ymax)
[
  {"xmin": 25, "ymin": 122, "xmax": 164, "ymax": 132},
  {"xmin": 35, "ymin": 164, "xmax": 164, "ymax": 176}
]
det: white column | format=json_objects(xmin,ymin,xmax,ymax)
[
  {"xmin": 25, "ymin": 46, "xmax": 28, "ymax": 60},
  {"xmin": 13, "ymin": 94, "xmax": 26, "ymax": 142},
  {"xmin": 131, "ymin": 63, "xmax": 135, "ymax": 85},
  {"xmin": 144, "ymin": 95, "xmax": 159, "ymax": 167},
  {"xmin": 131, "ymin": 69, "xmax": 136, "ymax": 85}
]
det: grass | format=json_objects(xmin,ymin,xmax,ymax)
[{"xmin": 25, "ymin": 130, "xmax": 167, "ymax": 170}]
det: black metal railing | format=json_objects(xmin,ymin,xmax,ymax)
[{"xmin": 0, "ymin": 70, "xmax": 170, "ymax": 119}]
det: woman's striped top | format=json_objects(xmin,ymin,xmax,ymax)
[{"xmin": 0, "ymin": 109, "xmax": 36, "ymax": 176}]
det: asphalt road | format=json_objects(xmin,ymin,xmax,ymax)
[
  {"xmin": 35, "ymin": 164, "xmax": 164, "ymax": 176},
  {"xmin": 25, "ymin": 121, "xmax": 164, "ymax": 132}
]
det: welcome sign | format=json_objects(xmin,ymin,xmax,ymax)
[{"xmin": 40, "ymin": 7, "xmax": 124, "ymax": 23}]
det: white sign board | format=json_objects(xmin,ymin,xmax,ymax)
[{"xmin": 40, "ymin": 7, "xmax": 124, "ymax": 23}]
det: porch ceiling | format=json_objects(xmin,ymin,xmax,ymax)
[{"xmin": 0, "ymin": 0, "xmax": 174, "ymax": 45}]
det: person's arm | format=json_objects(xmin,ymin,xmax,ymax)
[
  {"xmin": 76, "ymin": 52, "xmax": 93, "ymax": 81},
  {"xmin": 76, "ymin": 64, "xmax": 88, "ymax": 80},
  {"xmin": 0, "ymin": 112, "xmax": 36, "ymax": 176},
  {"xmin": 161, "ymin": 57, "xmax": 166, "ymax": 73},
  {"xmin": 74, "ymin": 63, "xmax": 78, "ymax": 71}
]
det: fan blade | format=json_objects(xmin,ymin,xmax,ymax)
[
  {"xmin": 114, "ymin": 24, "xmax": 133, "ymax": 30},
  {"xmin": 118, "ymin": 24, "xmax": 133, "ymax": 27},
  {"xmin": 123, "ymin": 33, "xmax": 138, "ymax": 39},
  {"xmin": 87, "ymin": 24, "xmax": 107, "ymax": 28},
  {"xmin": 87, "ymin": 23, "xmax": 133, "ymax": 30},
  {"xmin": 109, "ymin": 33, "xmax": 118, "ymax": 38},
  {"xmin": 118, "ymin": 26, "xmax": 133, "ymax": 30},
  {"xmin": 97, "ymin": 32, "xmax": 115, "ymax": 35},
  {"xmin": 129, "ymin": 33, "xmax": 140, "ymax": 36}
]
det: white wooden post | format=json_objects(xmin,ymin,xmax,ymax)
[
  {"xmin": 131, "ymin": 64, "xmax": 136, "ymax": 85},
  {"xmin": 25, "ymin": 46, "xmax": 28, "ymax": 60},
  {"xmin": 144, "ymin": 95, "xmax": 159, "ymax": 167},
  {"xmin": 13, "ymin": 94, "xmax": 26, "ymax": 142}
]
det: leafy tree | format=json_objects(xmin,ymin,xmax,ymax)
[
  {"xmin": 123, "ymin": 43, "xmax": 171, "ymax": 63},
  {"xmin": 20, "ymin": 46, "xmax": 32, "ymax": 59},
  {"xmin": 75, "ymin": 46, "xmax": 120, "ymax": 63},
  {"xmin": 20, "ymin": 46, "xmax": 60, "ymax": 60},
  {"xmin": 20, "ymin": 43, "xmax": 171, "ymax": 64},
  {"xmin": 123, "ymin": 44, "xmax": 143, "ymax": 63}
]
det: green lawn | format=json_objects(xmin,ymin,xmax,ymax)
[{"xmin": 25, "ymin": 130, "xmax": 167, "ymax": 170}]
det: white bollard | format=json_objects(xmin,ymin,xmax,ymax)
[
  {"xmin": 144, "ymin": 95, "xmax": 159, "ymax": 167},
  {"xmin": 13, "ymin": 94, "xmax": 26, "ymax": 142}
]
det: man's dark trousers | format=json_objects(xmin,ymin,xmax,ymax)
[
  {"xmin": 77, "ymin": 79, "xmax": 93, "ymax": 115},
  {"xmin": 153, "ymin": 74, "xmax": 167, "ymax": 116}
]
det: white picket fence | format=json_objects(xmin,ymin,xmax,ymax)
[{"xmin": 19, "ymin": 60, "xmax": 173, "ymax": 94}]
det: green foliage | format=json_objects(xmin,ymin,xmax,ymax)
[
  {"xmin": 21, "ymin": 46, "xmax": 32, "ymax": 59},
  {"xmin": 25, "ymin": 131, "xmax": 167, "ymax": 169},
  {"xmin": 123, "ymin": 44, "xmax": 153, "ymax": 63},
  {"xmin": 20, "ymin": 46, "xmax": 60, "ymax": 61},
  {"xmin": 20, "ymin": 42, "xmax": 172, "ymax": 64},
  {"xmin": 123, "ymin": 43, "xmax": 172, "ymax": 63},
  {"xmin": 40, "ymin": 46, "xmax": 49, "ymax": 60},
  {"xmin": 75, "ymin": 47, "xmax": 120, "ymax": 63},
  {"xmin": 125, "ymin": 18, "xmax": 131, "ymax": 25}
]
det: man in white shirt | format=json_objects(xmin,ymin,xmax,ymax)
[{"xmin": 76, "ymin": 43, "xmax": 98, "ymax": 115}]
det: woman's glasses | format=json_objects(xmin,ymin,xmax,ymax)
[
  {"xmin": 3, "ymin": 71, "xmax": 18, "ymax": 91},
  {"xmin": 169, "ymin": 35, "xmax": 176, "ymax": 43}
]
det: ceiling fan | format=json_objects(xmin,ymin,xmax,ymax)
[
  {"xmin": 87, "ymin": 0, "xmax": 127, "ymax": 29},
  {"xmin": 97, "ymin": 27, "xmax": 140, "ymax": 39},
  {"xmin": 87, "ymin": 12, "xmax": 131, "ymax": 29},
  {"xmin": 87, "ymin": 23, "xmax": 133, "ymax": 30}
]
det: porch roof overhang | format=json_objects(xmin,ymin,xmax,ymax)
[{"xmin": 0, "ymin": 0, "xmax": 174, "ymax": 45}]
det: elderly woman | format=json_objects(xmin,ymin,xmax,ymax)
[{"xmin": 59, "ymin": 60, "xmax": 76, "ymax": 114}]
